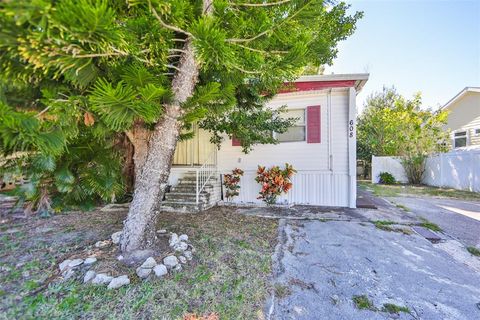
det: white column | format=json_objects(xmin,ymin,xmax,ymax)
[{"xmin": 348, "ymin": 87, "xmax": 357, "ymax": 208}]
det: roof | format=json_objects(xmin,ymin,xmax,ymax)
[
  {"xmin": 442, "ymin": 87, "xmax": 480, "ymax": 110},
  {"xmin": 281, "ymin": 73, "xmax": 369, "ymax": 94}
]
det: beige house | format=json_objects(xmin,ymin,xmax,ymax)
[{"xmin": 442, "ymin": 87, "xmax": 480, "ymax": 148}]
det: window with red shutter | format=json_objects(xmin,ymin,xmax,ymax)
[
  {"xmin": 232, "ymin": 137, "xmax": 241, "ymax": 146},
  {"xmin": 276, "ymin": 109, "xmax": 306, "ymax": 142},
  {"xmin": 307, "ymin": 105, "xmax": 321, "ymax": 143}
]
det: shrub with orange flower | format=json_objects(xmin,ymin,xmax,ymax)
[
  {"xmin": 223, "ymin": 168, "xmax": 244, "ymax": 201},
  {"xmin": 255, "ymin": 163, "xmax": 296, "ymax": 205}
]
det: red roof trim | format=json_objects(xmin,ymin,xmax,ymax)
[{"xmin": 280, "ymin": 80, "xmax": 356, "ymax": 94}]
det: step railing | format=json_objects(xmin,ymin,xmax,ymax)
[{"xmin": 195, "ymin": 149, "xmax": 217, "ymax": 204}]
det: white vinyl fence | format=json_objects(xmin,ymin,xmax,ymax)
[{"xmin": 372, "ymin": 148, "xmax": 480, "ymax": 192}]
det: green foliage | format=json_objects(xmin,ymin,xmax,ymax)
[
  {"xmin": 419, "ymin": 218, "xmax": 442, "ymax": 232},
  {"xmin": 382, "ymin": 303, "xmax": 410, "ymax": 314},
  {"xmin": 201, "ymin": 85, "xmax": 296, "ymax": 152},
  {"xmin": 467, "ymin": 246, "xmax": 480, "ymax": 257},
  {"xmin": 2, "ymin": 131, "xmax": 124, "ymax": 213},
  {"xmin": 357, "ymin": 87, "xmax": 449, "ymax": 184},
  {"xmin": 352, "ymin": 295, "xmax": 375, "ymax": 310},
  {"xmin": 378, "ymin": 172, "xmax": 396, "ymax": 185},
  {"xmin": 0, "ymin": 0, "xmax": 361, "ymax": 213},
  {"xmin": 0, "ymin": 102, "xmax": 66, "ymax": 156}
]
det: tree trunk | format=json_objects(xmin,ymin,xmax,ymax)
[
  {"xmin": 120, "ymin": 39, "xmax": 199, "ymax": 253},
  {"xmin": 125, "ymin": 124, "xmax": 151, "ymax": 181}
]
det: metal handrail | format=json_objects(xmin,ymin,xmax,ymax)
[{"xmin": 195, "ymin": 149, "xmax": 217, "ymax": 204}]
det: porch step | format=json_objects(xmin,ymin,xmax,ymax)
[
  {"xmin": 160, "ymin": 170, "xmax": 221, "ymax": 213},
  {"xmin": 164, "ymin": 193, "xmax": 211, "ymax": 203}
]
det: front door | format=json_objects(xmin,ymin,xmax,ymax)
[{"xmin": 173, "ymin": 125, "xmax": 216, "ymax": 166}]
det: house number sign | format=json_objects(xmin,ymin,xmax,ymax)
[{"xmin": 349, "ymin": 120, "xmax": 354, "ymax": 138}]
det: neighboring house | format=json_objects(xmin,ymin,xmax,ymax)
[
  {"xmin": 442, "ymin": 87, "xmax": 480, "ymax": 148},
  {"xmin": 164, "ymin": 73, "xmax": 369, "ymax": 211}
]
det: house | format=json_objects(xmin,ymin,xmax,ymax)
[
  {"xmin": 442, "ymin": 87, "xmax": 480, "ymax": 148},
  {"xmin": 164, "ymin": 73, "xmax": 369, "ymax": 211}
]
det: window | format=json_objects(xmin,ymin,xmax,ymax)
[
  {"xmin": 453, "ymin": 130, "xmax": 467, "ymax": 148},
  {"xmin": 475, "ymin": 128, "xmax": 480, "ymax": 136},
  {"xmin": 276, "ymin": 109, "xmax": 306, "ymax": 142}
]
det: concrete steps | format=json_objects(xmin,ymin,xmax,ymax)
[{"xmin": 160, "ymin": 170, "xmax": 221, "ymax": 213}]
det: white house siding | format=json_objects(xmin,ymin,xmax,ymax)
[
  {"xmin": 217, "ymin": 89, "xmax": 352, "ymax": 207},
  {"xmin": 445, "ymin": 91, "xmax": 480, "ymax": 147}
]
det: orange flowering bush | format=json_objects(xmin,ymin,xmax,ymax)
[
  {"xmin": 255, "ymin": 163, "xmax": 296, "ymax": 205},
  {"xmin": 223, "ymin": 168, "xmax": 244, "ymax": 201}
]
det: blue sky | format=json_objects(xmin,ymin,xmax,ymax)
[{"xmin": 324, "ymin": 0, "xmax": 480, "ymax": 111}]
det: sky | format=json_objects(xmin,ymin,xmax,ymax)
[{"xmin": 323, "ymin": 0, "xmax": 480, "ymax": 112}]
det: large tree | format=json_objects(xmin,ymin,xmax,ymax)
[{"xmin": 0, "ymin": 0, "xmax": 361, "ymax": 253}]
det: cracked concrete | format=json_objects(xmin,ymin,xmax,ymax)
[
  {"xmin": 258, "ymin": 190, "xmax": 480, "ymax": 320},
  {"xmin": 269, "ymin": 219, "xmax": 480, "ymax": 319}
]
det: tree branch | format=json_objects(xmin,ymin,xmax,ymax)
[
  {"xmin": 232, "ymin": 65, "xmax": 261, "ymax": 74},
  {"xmin": 71, "ymin": 52, "xmax": 125, "ymax": 58},
  {"xmin": 168, "ymin": 49, "xmax": 188, "ymax": 54},
  {"xmin": 230, "ymin": 42, "xmax": 288, "ymax": 54},
  {"xmin": 165, "ymin": 64, "xmax": 182, "ymax": 72},
  {"xmin": 231, "ymin": 0, "xmax": 291, "ymax": 7},
  {"xmin": 35, "ymin": 106, "xmax": 51, "ymax": 118},
  {"xmin": 227, "ymin": 0, "xmax": 312, "ymax": 43},
  {"xmin": 149, "ymin": 0, "xmax": 194, "ymax": 37}
]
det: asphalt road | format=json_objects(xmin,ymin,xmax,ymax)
[
  {"xmin": 390, "ymin": 196, "xmax": 480, "ymax": 247},
  {"xmin": 264, "ymin": 192, "xmax": 480, "ymax": 320},
  {"xmin": 269, "ymin": 218, "xmax": 480, "ymax": 320}
]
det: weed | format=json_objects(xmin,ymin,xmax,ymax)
[
  {"xmin": 352, "ymin": 295, "xmax": 376, "ymax": 310},
  {"xmin": 373, "ymin": 220, "xmax": 395, "ymax": 232},
  {"xmin": 395, "ymin": 204, "xmax": 411, "ymax": 212},
  {"xmin": 274, "ymin": 284, "xmax": 291, "ymax": 299},
  {"xmin": 382, "ymin": 303, "xmax": 410, "ymax": 314},
  {"xmin": 419, "ymin": 218, "xmax": 442, "ymax": 232},
  {"xmin": 467, "ymin": 246, "xmax": 480, "ymax": 257}
]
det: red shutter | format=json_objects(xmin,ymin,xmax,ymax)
[
  {"xmin": 307, "ymin": 105, "xmax": 321, "ymax": 143},
  {"xmin": 232, "ymin": 136, "xmax": 241, "ymax": 146}
]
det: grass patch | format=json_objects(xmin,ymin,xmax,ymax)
[
  {"xmin": 467, "ymin": 246, "xmax": 480, "ymax": 257},
  {"xmin": 358, "ymin": 181, "xmax": 480, "ymax": 201},
  {"xmin": 382, "ymin": 303, "xmax": 410, "ymax": 314},
  {"xmin": 419, "ymin": 218, "xmax": 442, "ymax": 232},
  {"xmin": 395, "ymin": 204, "xmax": 411, "ymax": 212},
  {"xmin": 274, "ymin": 284, "xmax": 291, "ymax": 299},
  {"xmin": 1, "ymin": 207, "xmax": 279, "ymax": 319},
  {"xmin": 352, "ymin": 295, "xmax": 375, "ymax": 311},
  {"xmin": 373, "ymin": 220, "xmax": 412, "ymax": 235},
  {"xmin": 373, "ymin": 220, "xmax": 395, "ymax": 232}
]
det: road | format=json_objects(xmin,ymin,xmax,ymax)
[{"xmin": 390, "ymin": 196, "xmax": 480, "ymax": 247}]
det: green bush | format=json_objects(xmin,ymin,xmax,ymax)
[{"xmin": 378, "ymin": 172, "xmax": 396, "ymax": 185}]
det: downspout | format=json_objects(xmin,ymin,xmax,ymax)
[
  {"xmin": 348, "ymin": 87, "xmax": 357, "ymax": 208},
  {"xmin": 327, "ymin": 89, "xmax": 333, "ymax": 171}
]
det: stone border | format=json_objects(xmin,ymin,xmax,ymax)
[{"xmin": 57, "ymin": 230, "xmax": 195, "ymax": 290}]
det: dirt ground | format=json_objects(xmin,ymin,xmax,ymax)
[{"xmin": 0, "ymin": 206, "xmax": 278, "ymax": 319}]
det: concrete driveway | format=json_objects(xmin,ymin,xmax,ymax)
[{"xmin": 253, "ymin": 197, "xmax": 480, "ymax": 319}]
